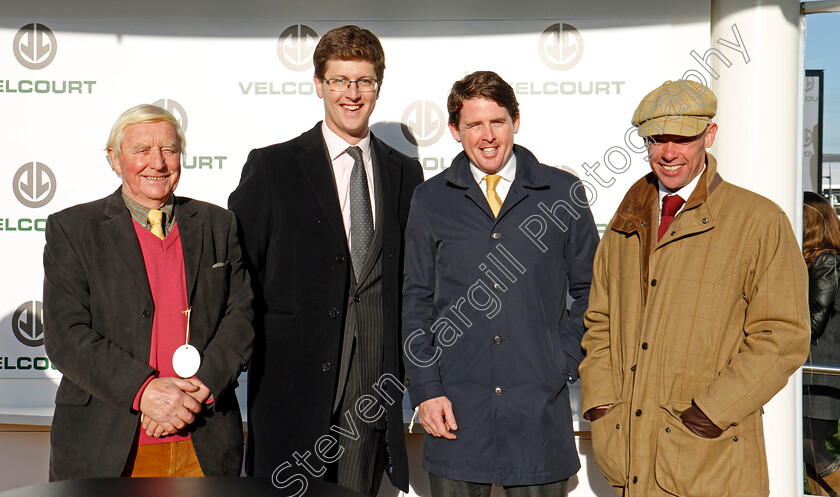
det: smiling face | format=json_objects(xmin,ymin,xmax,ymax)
[
  {"xmin": 315, "ymin": 59, "xmax": 379, "ymax": 145},
  {"xmin": 647, "ymin": 123, "xmax": 717, "ymax": 192},
  {"xmin": 108, "ymin": 121, "xmax": 181, "ymax": 209},
  {"xmin": 449, "ymin": 98, "xmax": 520, "ymax": 175}
]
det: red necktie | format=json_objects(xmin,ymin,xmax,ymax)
[{"xmin": 658, "ymin": 194, "xmax": 685, "ymax": 241}]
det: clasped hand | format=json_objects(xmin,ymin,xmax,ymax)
[{"xmin": 139, "ymin": 377, "xmax": 211, "ymax": 438}]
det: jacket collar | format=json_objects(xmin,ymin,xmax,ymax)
[
  {"xmin": 611, "ymin": 152, "xmax": 722, "ymax": 236},
  {"xmin": 443, "ymin": 144, "xmax": 549, "ymax": 222},
  {"xmin": 443, "ymin": 144, "xmax": 549, "ymax": 190}
]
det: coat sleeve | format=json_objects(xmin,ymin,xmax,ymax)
[
  {"xmin": 580, "ymin": 232, "xmax": 620, "ymax": 413},
  {"xmin": 228, "ymin": 148, "xmax": 273, "ymax": 277},
  {"xmin": 558, "ymin": 191, "xmax": 599, "ymax": 382},
  {"xmin": 808, "ymin": 252, "xmax": 839, "ymax": 340},
  {"xmin": 401, "ymin": 191, "xmax": 445, "ymax": 408},
  {"xmin": 694, "ymin": 211, "xmax": 810, "ymax": 429},
  {"xmin": 194, "ymin": 210, "xmax": 255, "ymax": 400},
  {"xmin": 43, "ymin": 214, "xmax": 154, "ymax": 409}
]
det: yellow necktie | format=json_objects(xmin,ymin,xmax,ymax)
[
  {"xmin": 148, "ymin": 209, "xmax": 165, "ymax": 240},
  {"xmin": 485, "ymin": 174, "xmax": 502, "ymax": 217}
]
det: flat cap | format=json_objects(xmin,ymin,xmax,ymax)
[{"xmin": 632, "ymin": 80, "xmax": 717, "ymax": 137}]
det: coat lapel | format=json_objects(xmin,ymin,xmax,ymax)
[
  {"xmin": 297, "ymin": 125, "xmax": 347, "ymax": 245},
  {"xmin": 176, "ymin": 197, "xmax": 203, "ymax": 305},
  {"xmin": 102, "ymin": 189, "xmax": 153, "ymax": 305}
]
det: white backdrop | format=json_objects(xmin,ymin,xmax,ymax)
[
  {"xmin": 5, "ymin": 3, "xmax": 796, "ymax": 495},
  {"xmin": 0, "ymin": 13, "xmax": 717, "ymax": 388}
]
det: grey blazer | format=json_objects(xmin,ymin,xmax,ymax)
[{"xmin": 43, "ymin": 188, "xmax": 254, "ymax": 480}]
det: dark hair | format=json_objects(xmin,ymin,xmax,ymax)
[
  {"xmin": 313, "ymin": 25, "xmax": 385, "ymax": 85},
  {"xmin": 803, "ymin": 191, "xmax": 840, "ymax": 266},
  {"xmin": 447, "ymin": 71, "xmax": 519, "ymax": 126}
]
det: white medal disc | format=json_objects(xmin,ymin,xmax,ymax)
[{"xmin": 172, "ymin": 344, "xmax": 201, "ymax": 378}]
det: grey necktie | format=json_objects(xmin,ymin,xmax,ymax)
[{"xmin": 346, "ymin": 146, "xmax": 373, "ymax": 279}]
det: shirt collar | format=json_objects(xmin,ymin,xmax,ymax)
[
  {"xmin": 658, "ymin": 164, "xmax": 705, "ymax": 206},
  {"xmin": 470, "ymin": 150, "xmax": 517, "ymax": 186},
  {"xmin": 122, "ymin": 192, "xmax": 176, "ymax": 232},
  {"xmin": 321, "ymin": 121, "xmax": 372, "ymax": 162}
]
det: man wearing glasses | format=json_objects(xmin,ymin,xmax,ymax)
[{"xmin": 229, "ymin": 25, "xmax": 423, "ymax": 496}]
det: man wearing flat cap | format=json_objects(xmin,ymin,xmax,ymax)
[{"xmin": 579, "ymin": 80, "xmax": 809, "ymax": 496}]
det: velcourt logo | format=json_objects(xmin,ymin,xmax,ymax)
[
  {"xmin": 539, "ymin": 23, "xmax": 584, "ymax": 71},
  {"xmin": 13, "ymin": 23, "xmax": 57, "ymax": 70},
  {"xmin": 13, "ymin": 162, "xmax": 56, "ymax": 208},
  {"xmin": 151, "ymin": 99, "xmax": 227, "ymax": 170},
  {"xmin": 402, "ymin": 100, "xmax": 446, "ymax": 147},
  {"xmin": 277, "ymin": 24, "xmax": 318, "ymax": 71},
  {"xmin": 153, "ymin": 98, "xmax": 188, "ymax": 132},
  {"xmin": 12, "ymin": 300, "xmax": 43, "ymax": 347}
]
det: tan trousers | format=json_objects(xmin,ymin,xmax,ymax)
[{"xmin": 122, "ymin": 439, "xmax": 204, "ymax": 477}]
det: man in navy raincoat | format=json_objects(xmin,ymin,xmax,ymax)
[{"xmin": 402, "ymin": 71, "xmax": 599, "ymax": 497}]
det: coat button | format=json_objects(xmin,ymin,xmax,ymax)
[
  {"xmin": 142, "ymin": 310, "xmax": 151, "ymax": 318},
  {"xmin": 630, "ymin": 364, "xmax": 636, "ymax": 372},
  {"xmin": 632, "ymin": 477, "xmax": 638, "ymax": 484},
  {"xmin": 322, "ymin": 362, "xmax": 331, "ymax": 372},
  {"xmin": 650, "ymin": 279, "xmax": 657, "ymax": 286},
  {"xmin": 493, "ymin": 283, "xmax": 502, "ymax": 291},
  {"xmin": 635, "ymin": 409, "xmax": 642, "ymax": 417},
  {"xmin": 665, "ymin": 427, "xmax": 671, "ymax": 433},
  {"xmin": 329, "ymin": 308, "xmax": 339, "ymax": 318},
  {"xmin": 733, "ymin": 436, "xmax": 738, "ymax": 442},
  {"xmin": 354, "ymin": 296, "xmax": 361, "ymax": 303},
  {"xmin": 624, "ymin": 206, "xmax": 630, "ymax": 212},
  {"xmin": 405, "ymin": 378, "xmax": 411, "ymax": 386},
  {"xmin": 615, "ymin": 424, "xmax": 620, "ymax": 429},
  {"xmin": 670, "ymin": 231, "xmax": 676, "ymax": 236},
  {"xmin": 641, "ymin": 342, "xmax": 648, "ymax": 350},
  {"xmin": 493, "ymin": 335, "xmax": 502, "ymax": 344},
  {"xmin": 641, "ymin": 222, "xmax": 646, "ymax": 227},
  {"xmin": 491, "ymin": 232, "xmax": 501, "ymax": 240},
  {"xmin": 494, "ymin": 387, "xmax": 502, "ymax": 395},
  {"xmin": 702, "ymin": 218, "xmax": 709, "ymax": 224},
  {"xmin": 336, "ymin": 255, "xmax": 345, "ymax": 263}
]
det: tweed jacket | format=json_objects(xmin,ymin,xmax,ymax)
[
  {"xmin": 44, "ymin": 189, "xmax": 254, "ymax": 480},
  {"xmin": 580, "ymin": 153, "xmax": 810, "ymax": 496}
]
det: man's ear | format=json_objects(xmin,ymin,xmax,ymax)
[
  {"xmin": 448, "ymin": 121, "xmax": 461, "ymax": 143},
  {"xmin": 314, "ymin": 75, "xmax": 324, "ymax": 99},
  {"xmin": 107, "ymin": 148, "xmax": 121, "ymax": 176}
]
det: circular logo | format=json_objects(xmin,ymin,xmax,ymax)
[
  {"xmin": 13, "ymin": 23, "xmax": 57, "ymax": 70},
  {"xmin": 402, "ymin": 100, "xmax": 446, "ymax": 147},
  {"xmin": 538, "ymin": 23, "xmax": 584, "ymax": 71},
  {"xmin": 277, "ymin": 24, "xmax": 318, "ymax": 71},
  {"xmin": 13, "ymin": 162, "xmax": 56, "ymax": 208},
  {"xmin": 12, "ymin": 301, "xmax": 44, "ymax": 347},
  {"xmin": 152, "ymin": 98, "xmax": 188, "ymax": 132}
]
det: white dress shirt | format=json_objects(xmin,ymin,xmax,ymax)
[
  {"xmin": 321, "ymin": 122, "xmax": 376, "ymax": 249},
  {"xmin": 470, "ymin": 152, "xmax": 518, "ymax": 202}
]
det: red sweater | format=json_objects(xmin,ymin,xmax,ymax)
[{"xmin": 133, "ymin": 221, "xmax": 190, "ymax": 446}]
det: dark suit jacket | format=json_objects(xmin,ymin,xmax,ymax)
[
  {"xmin": 43, "ymin": 189, "xmax": 254, "ymax": 480},
  {"xmin": 228, "ymin": 123, "xmax": 423, "ymax": 490}
]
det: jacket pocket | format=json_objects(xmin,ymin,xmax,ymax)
[
  {"xmin": 590, "ymin": 400, "xmax": 628, "ymax": 487},
  {"xmin": 655, "ymin": 403, "xmax": 742, "ymax": 496}
]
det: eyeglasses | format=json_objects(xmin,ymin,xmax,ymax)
[{"xmin": 322, "ymin": 77, "xmax": 379, "ymax": 92}]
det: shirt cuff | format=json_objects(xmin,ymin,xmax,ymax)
[{"xmin": 132, "ymin": 375, "xmax": 156, "ymax": 411}]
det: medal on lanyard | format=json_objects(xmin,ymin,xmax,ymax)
[{"xmin": 172, "ymin": 307, "xmax": 201, "ymax": 378}]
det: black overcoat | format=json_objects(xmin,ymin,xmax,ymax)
[{"xmin": 228, "ymin": 123, "xmax": 423, "ymax": 490}]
